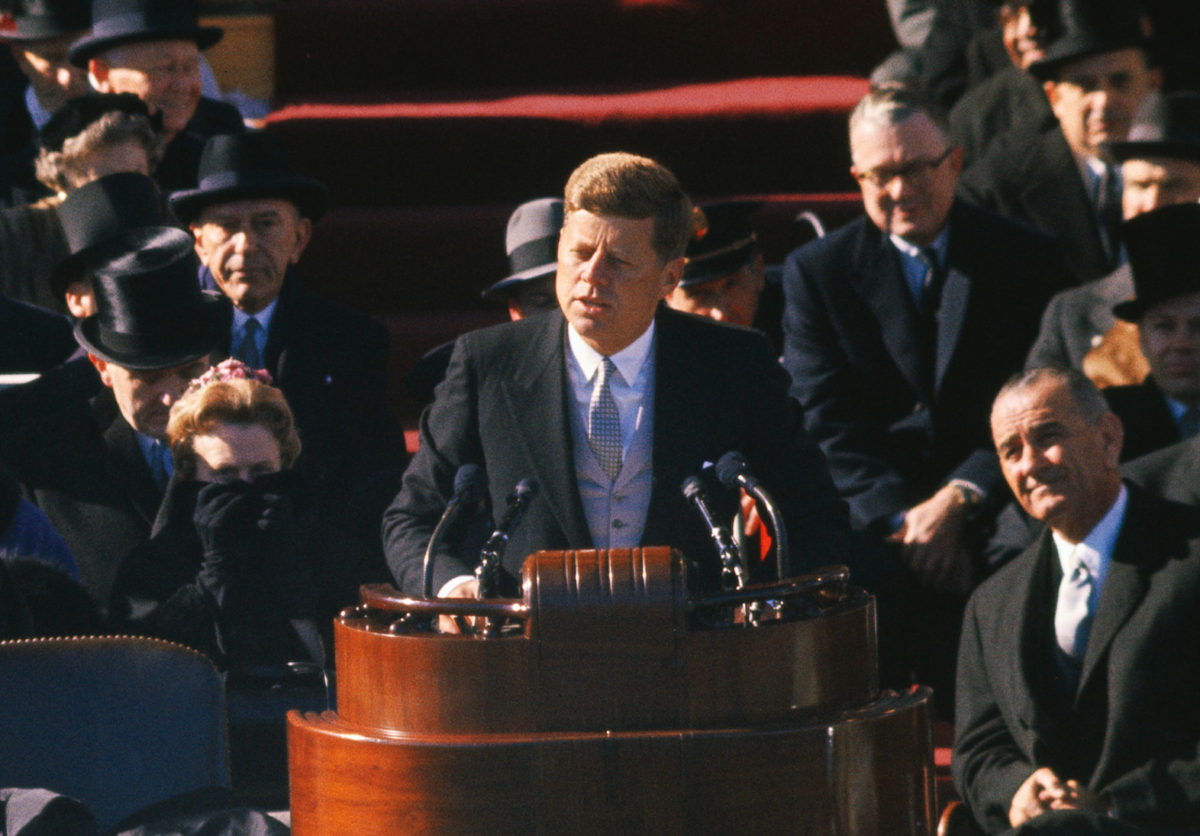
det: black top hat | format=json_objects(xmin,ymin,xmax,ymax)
[
  {"xmin": 681, "ymin": 201, "xmax": 761, "ymax": 288},
  {"xmin": 168, "ymin": 131, "xmax": 328, "ymax": 225},
  {"xmin": 1027, "ymin": 0, "xmax": 1149, "ymax": 81},
  {"xmin": 1107, "ymin": 92, "xmax": 1200, "ymax": 164},
  {"xmin": 74, "ymin": 226, "xmax": 223, "ymax": 369},
  {"xmin": 481, "ymin": 198, "xmax": 563, "ymax": 301},
  {"xmin": 68, "ymin": 0, "xmax": 222, "ymax": 66},
  {"xmin": 0, "ymin": 0, "xmax": 89, "ymax": 41},
  {"xmin": 1113, "ymin": 203, "xmax": 1200, "ymax": 321},
  {"xmin": 52, "ymin": 171, "xmax": 167, "ymax": 296},
  {"xmin": 39, "ymin": 91, "xmax": 155, "ymax": 153}
]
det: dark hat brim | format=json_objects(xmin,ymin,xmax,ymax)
[
  {"xmin": 169, "ymin": 179, "xmax": 329, "ymax": 225},
  {"xmin": 68, "ymin": 24, "xmax": 223, "ymax": 66},
  {"xmin": 74, "ymin": 293, "xmax": 225, "ymax": 370},
  {"xmin": 2, "ymin": 18, "xmax": 89, "ymax": 41},
  {"xmin": 1106, "ymin": 140, "xmax": 1200, "ymax": 165},
  {"xmin": 680, "ymin": 244, "xmax": 756, "ymax": 288},
  {"xmin": 481, "ymin": 263, "xmax": 556, "ymax": 301},
  {"xmin": 1111, "ymin": 297, "xmax": 1144, "ymax": 322},
  {"xmin": 1027, "ymin": 37, "xmax": 1147, "ymax": 81}
]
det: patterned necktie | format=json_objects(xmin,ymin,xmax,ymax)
[
  {"xmin": 919, "ymin": 247, "xmax": 945, "ymax": 317},
  {"xmin": 237, "ymin": 317, "xmax": 263, "ymax": 369},
  {"xmin": 1055, "ymin": 551, "xmax": 1094, "ymax": 661},
  {"xmin": 587, "ymin": 357, "xmax": 623, "ymax": 482}
]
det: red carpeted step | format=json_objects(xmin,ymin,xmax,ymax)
[
  {"xmin": 265, "ymin": 76, "xmax": 869, "ymax": 207},
  {"xmin": 273, "ymin": 0, "xmax": 895, "ymax": 99}
]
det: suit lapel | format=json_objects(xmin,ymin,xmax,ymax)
[
  {"xmin": 98, "ymin": 403, "xmax": 162, "ymax": 525},
  {"xmin": 934, "ymin": 267, "xmax": 969, "ymax": 394},
  {"xmin": 1077, "ymin": 496, "xmax": 1151, "ymax": 696},
  {"xmin": 1024, "ymin": 131, "xmax": 1109, "ymax": 277},
  {"xmin": 1010, "ymin": 533, "xmax": 1061, "ymax": 731},
  {"xmin": 851, "ymin": 229, "xmax": 928, "ymax": 398},
  {"xmin": 501, "ymin": 315, "xmax": 592, "ymax": 546},
  {"xmin": 642, "ymin": 310, "xmax": 708, "ymax": 546}
]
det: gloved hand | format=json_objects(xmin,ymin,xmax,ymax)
[
  {"xmin": 193, "ymin": 480, "xmax": 259, "ymax": 606},
  {"xmin": 252, "ymin": 470, "xmax": 317, "ymax": 617}
]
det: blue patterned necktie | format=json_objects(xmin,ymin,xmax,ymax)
[
  {"xmin": 587, "ymin": 357, "xmax": 623, "ymax": 482},
  {"xmin": 237, "ymin": 317, "xmax": 263, "ymax": 369}
]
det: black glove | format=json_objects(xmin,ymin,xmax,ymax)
[{"xmin": 193, "ymin": 480, "xmax": 259, "ymax": 606}]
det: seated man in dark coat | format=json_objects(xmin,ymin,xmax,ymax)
[
  {"xmin": 955, "ymin": 366, "xmax": 1200, "ymax": 833},
  {"xmin": 170, "ymin": 130, "xmax": 407, "ymax": 543},
  {"xmin": 957, "ymin": 0, "xmax": 1162, "ymax": 283},
  {"xmin": 69, "ymin": 0, "xmax": 244, "ymax": 193},
  {"xmin": 0, "ymin": 226, "xmax": 221, "ymax": 608},
  {"xmin": 781, "ymin": 84, "xmax": 1067, "ymax": 702},
  {"xmin": 385, "ymin": 152, "xmax": 858, "ymax": 607}
]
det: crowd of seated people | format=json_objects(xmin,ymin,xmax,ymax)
[{"xmin": 4, "ymin": 0, "xmax": 1200, "ymax": 831}]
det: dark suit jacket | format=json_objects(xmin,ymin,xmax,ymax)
[
  {"xmin": 217, "ymin": 274, "xmax": 407, "ymax": 532},
  {"xmin": 954, "ymin": 486, "xmax": 1200, "ymax": 831},
  {"xmin": 957, "ymin": 124, "xmax": 1116, "ymax": 283},
  {"xmin": 155, "ymin": 97, "xmax": 246, "ymax": 194},
  {"xmin": 780, "ymin": 200, "xmax": 1067, "ymax": 531},
  {"xmin": 0, "ymin": 295, "xmax": 75, "ymax": 374},
  {"xmin": 383, "ymin": 306, "xmax": 857, "ymax": 597},
  {"xmin": 949, "ymin": 64, "xmax": 1056, "ymax": 167},
  {"xmin": 1123, "ymin": 434, "xmax": 1200, "ymax": 506},
  {"xmin": 1104, "ymin": 378, "xmax": 1184, "ymax": 463},
  {"xmin": 0, "ymin": 390, "xmax": 161, "ymax": 606},
  {"xmin": 1026, "ymin": 265, "xmax": 1132, "ymax": 372}
]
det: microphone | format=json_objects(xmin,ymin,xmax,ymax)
[
  {"xmin": 682, "ymin": 474, "xmax": 745, "ymax": 590},
  {"xmin": 476, "ymin": 478, "xmax": 539, "ymax": 599},
  {"xmin": 716, "ymin": 451, "xmax": 790, "ymax": 579},
  {"xmin": 423, "ymin": 464, "xmax": 487, "ymax": 597}
]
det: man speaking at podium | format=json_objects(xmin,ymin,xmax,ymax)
[{"xmin": 383, "ymin": 152, "xmax": 857, "ymax": 602}]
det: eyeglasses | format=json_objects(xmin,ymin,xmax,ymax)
[{"xmin": 854, "ymin": 147, "xmax": 955, "ymax": 188}]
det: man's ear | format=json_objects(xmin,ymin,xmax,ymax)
[
  {"xmin": 88, "ymin": 353, "xmax": 113, "ymax": 388},
  {"xmin": 660, "ymin": 256, "xmax": 685, "ymax": 296},
  {"xmin": 88, "ymin": 57, "xmax": 110, "ymax": 91},
  {"xmin": 288, "ymin": 216, "xmax": 313, "ymax": 264},
  {"xmin": 1098, "ymin": 411, "xmax": 1125, "ymax": 469}
]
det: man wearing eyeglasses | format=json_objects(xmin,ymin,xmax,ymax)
[{"xmin": 781, "ymin": 83, "xmax": 1068, "ymax": 708}]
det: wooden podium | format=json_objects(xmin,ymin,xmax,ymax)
[{"xmin": 288, "ymin": 548, "xmax": 935, "ymax": 834}]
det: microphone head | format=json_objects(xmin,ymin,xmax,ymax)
[
  {"xmin": 512, "ymin": 478, "xmax": 539, "ymax": 502},
  {"xmin": 681, "ymin": 475, "xmax": 706, "ymax": 501},
  {"xmin": 715, "ymin": 451, "xmax": 751, "ymax": 489},
  {"xmin": 453, "ymin": 464, "xmax": 486, "ymax": 504}
]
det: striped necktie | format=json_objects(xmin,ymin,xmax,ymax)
[{"xmin": 237, "ymin": 317, "xmax": 263, "ymax": 369}]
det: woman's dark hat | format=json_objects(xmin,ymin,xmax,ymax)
[
  {"xmin": 39, "ymin": 91, "xmax": 155, "ymax": 153},
  {"xmin": 74, "ymin": 226, "xmax": 224, "ymax": 370},
  {"xmin": 52, "ymin": 171, "xmax": 167, "ymax": 296},
  {"xmin": 482, "ymin": 198, "xmax": 563, "ymax": 301},
  {"xmin": 681, "ymin": 201, "xmax": 761, "ymax": 288},
  {"xmin": 1107, "ymin": 92, "xmax": 1200, "ymax": 164},
  {"xmin": 0, "ymin": 0, "xmax": 89, "ymax": 41},
  {"xmin": 1027, "ymin": 0, "xmax": 1149, "ymax": 81},
  {"xmin": 1113, "ymin": 203, "xmax": 1200, "ymax": 321},
  {"xmin": 168, "ymin": 131, "xmax": 329, "ymax": 225},
  {"xmin": 68, "ymin": 0, "xmax": 222, "ymax": 66}
]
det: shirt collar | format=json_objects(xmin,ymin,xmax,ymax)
[
  {"xmin": 1052, "ymin": 483, "xmax": 1128, "ymax": 585},
  {"xmin": 566, "ymin": 319, "xmax": 655, "ymax": 386},
  {"xmin": 1164, "ymin": 393, "xmax": 1196, "ymax": 423},
  {"xmin": 232, "ymin": 296, "xmax": 279, "ymax": 334},
  {"xmin": 889, "ymin": 226, "xmax": 949, "ymax": 265}
]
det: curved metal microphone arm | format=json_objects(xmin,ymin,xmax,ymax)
[
  {"xmin": 716, "ymin": 451, "xmax": 790, "ymax": 580},
  {"xmin": 422, "ymin": 464, "xmax": 486, "ymax": 597}
]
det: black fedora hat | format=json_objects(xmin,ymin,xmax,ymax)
[
  {"xmin": 68, "ymin": 0, "xmax": 221, "ymax": 67},
  {"xmin": 481, "ymin": 197, "xmax": 563, "ymax": 301},
  {"xmin": 0, "ymin": 0, "xmax": 89, "ymax": 41},
  {"xmin": 168, "ymin": 131, "xmax": 328, "ymax": 225},
  {"xmin": 1027, "ymin": 0, "xmax": 1149, "ymax": 81},
  {"xmin": 52, "ymin": 171, "xmax": 167, "ymax": 296},
  {"xmin": 75, "ymin": 226, "xmax": 223, "ymax": 369},
  {"xmin": 1113, "ymin": 203, "xmax": 1200, "ymax": 321},
  {"xmin": 1107, "ymin": 92, "xmax": 1200, "ymax": 164},
  {"xmin": 681, "ymin": 201, "xmax": 761, "ymax": 288}
]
